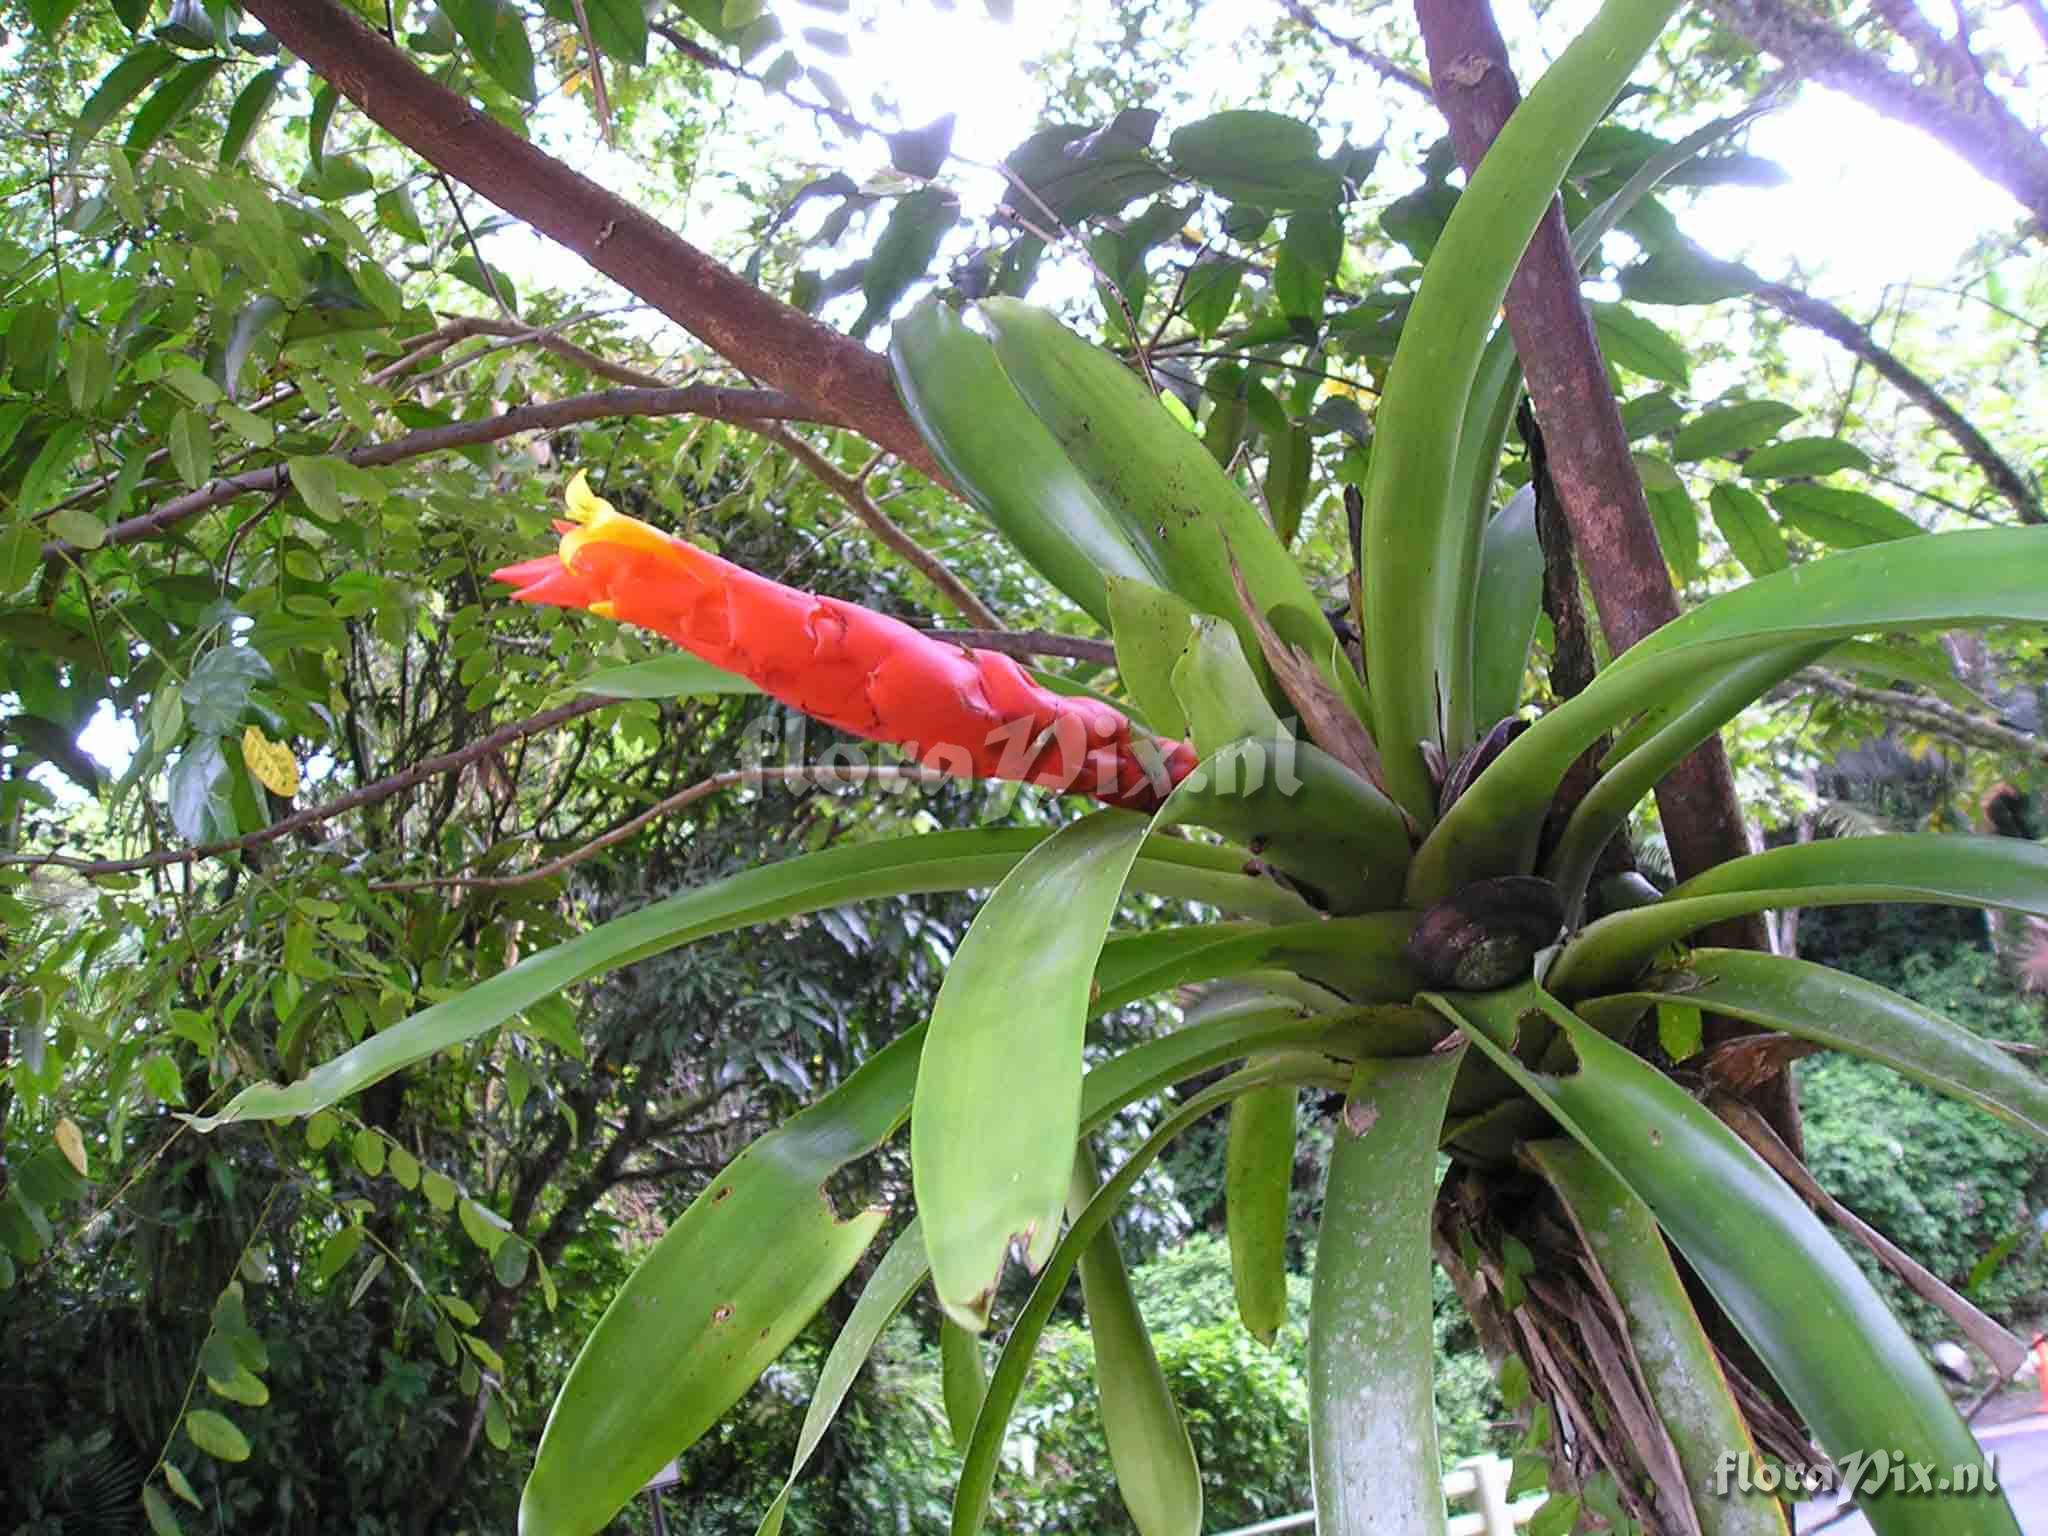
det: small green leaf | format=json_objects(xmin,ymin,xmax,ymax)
[
  {"xmin": 66, "ymin": 46, "xmax": 179, "ymax": 166},
  {"xmin": 288, "ymin": 456, "xmax": 344, "ymax": 519},
  {"xmin": 48, "ymin": 508, "xmax": 109, "ymax": 550},
  {"xmin": 305, "ymin": 1111, "xmax": 339, "ymax": 1150},
  {"xmin": 1673, "ymin": 400, "xmax": 1800, "ymax": 462},
  {"xmin": 216, "ymin": 403, "xmax": 275, "ymax": 448},
  {"xmin": 184, "ymin": 1409, "xmax": 250, "ymax": 1463},
  {"xmin": 167, "ymin": 408, "xmax": 210, "ymax": 488},
  {"xmin": 1169, "ymin": 110, "xmax": 1341, "ymax": 208},
  {"xmin": 852, "ymin": 187, "xmax": 956, "ymax": 339},
  {"xmin": 375, "ymin": 186, "xmax": 429, "ymax": 244},
  {"xmin": 1706, "ymin": 483, "xmax": 1788, "ymax": 577},
  {"xmin": 422, "ymin": 1169, "xmax": 458, "ymax": 1212},
  {"xmin": 141, "ymin": 1053, "xmax": 186, "ymax": 1105},
  {"xmin": 387, "ymin": 1145, "xmax": 421, "ymax": 1190},
  {"xmin": 317, "ymin": 1224, "xmax": 366, "ymax": 1283},
  {"xmin": 1740, "ymin": 435, "xmax": 1873, "ymax": 479},
  {"xmin": 142, "ymin": 1484, "xmax": 183, "ymax": 1536},
  {"xmin": 1768, "ymin": 483, "xmax": 1921, "ymax": 548},
  {"xmin": 163, "ymin": 1464, "xmax": 201, "ymax": 1509},
  {"xmin": 493, "ymin": 1235, "xmax": 531, "ymax": 1287},
  {"xmin": 485, "ymin": 1391, "xmax": 512, "ymax": 1450},
  {"xmin": 126, "ymin": 59, "xmax": 226, "ymax": 156},
  {"xmin": 220, "ymin": 66, "xmax": 285, "ymax": 168},
  {"xmin": 1645, "ymin": 483, "xmax": 1701, "ymax": 584},
  {"xmin": 350, "ymin": 1128, "xmax": 385, "ymax": 1177},
  {"xmin": 1591, "ymin": 301, "xmax": 1689, "ymax": 385},
  {"xmin": 459, "ymin": 1197, "xmax": 511, "ymax": 1255}
]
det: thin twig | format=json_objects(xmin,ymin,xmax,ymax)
[
  {"xmin": 371, "ymin": 764, "xmax": 953, "ymax": 891},
  {"xmin": 1278, "ymin": 0, "xmax": 1436, "ymax": 97},
  {"xmin": 44, "ymin": 385, "xmax": 822, "ymax": 560},
  {"xmin": 1797, "ymin": 669, "xmax": 2048, "ymax": 764},
  {"xmin": 1, "ymin": 698, "xmax": 612, "ymax": 876},
  {"xmin": 568, "ymin": 0, "xmax": 615, "ymax": 145},
  {"xmin": 761, "ymin": 424, "xmax": 1002, "ymax": 628},
  {"xmin": 923, "ymin": 629, "xmax": 1117, "ymax": 666},
  {"xmin": 1754, "ymin": 279, "xmax": 2042, "ymax": 525}
]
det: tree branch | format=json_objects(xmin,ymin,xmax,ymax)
[
  {"xmin": 1414, "ymin": 0, "xmax": 1790, "ymax": 1140},
  {"xmin": 1279, "ymin": 0, "xmax": 1436, "ymax": 98},
  {"xmin": 238, "ymin": 0, "xmax": 944, "ymax": 478},
  {"xmin": 1698, "ymin": 0, "xmax": 2048, "ymax": 234},
  {"xmin": 1796, "ymin": 669, "xmax": 2048, "ymax": 764},
  {"xmin": 923, "ymin": 629, "xmax": 1118, "ymax": 666},
  {"xmin": 761, "ymin": 425, "xmax": 1003, "ymax": 628},
  {"xmin": 370, "ymin": 763, "xmax": 954, "ymax": 891},
  {"xmin": 1751, "ymin": 280, "xmax": 2043, "ymax": 525},
  {"xmin": 0, "ymin": 697, "xmax": 609, "ymax": 875},
  {"xmin": 45, "ymin": 385, "xmax": 817, "ymax": 559}
]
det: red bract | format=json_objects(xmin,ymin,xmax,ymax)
[{"xmin": 493, "ymin": 473, "xmax": 1197, "ymax": 810}]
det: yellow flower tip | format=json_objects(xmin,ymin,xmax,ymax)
[
  {"xmin": 557, "ymin": 470, "xmax": 692, "ymax": 575},
  {"xmin": 563, "ymin": 469, "xmax": 611, "ymax": 526},
  {"xmin": 589, "ymin": 600, "xmax": 618, "ymax": 619}
]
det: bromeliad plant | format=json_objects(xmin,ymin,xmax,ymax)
[{"xmin": 190, "ymin": 0, "xmax": 2048, "ymax": 1531}]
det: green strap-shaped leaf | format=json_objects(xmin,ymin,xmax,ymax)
[
  {"xmin": 939, "ymin": 1315, "xmax": 987, "ymax": 1451},
  {"xmin": 520, "ymin": 1030, "xmax": 918, "ymax": 1536},
  {"xmin": 1469, "ymin": 487, "xmax": 1542, "ymax": 729},
  {"xmin": 1544, "ymin": 643, "xmax": 1832, "ymax": 914},
  {"xmin": 1225, "ymin": 1079, "xmax": 1297, "ymax": 1345},
  {"xmin": 1437, "ymin": 986, "xmax": 2021, "ymax": 1536},
  {"xmin": 890, "ymin": 300, "xmax": 1165, "ymax": 627},
  {"xmin": 1092, "ymin": 915, "xmax": 1420, "ymax": 1016},
  {"xmin": 1109, "ymin": 575, "xmax": 1202, "ymax": 738},
  {"xmin": 1581, "ymin": 949, "xmax": 2048, "ymax": 1142},
  {"xmin": 747, "ymin": 1004, "xmax": 1358, "ymax": 1536},
  {"xmin": 188, "ymin": 828, "xmax": 1301, "ymax": 1127},
  {"xmin": 753, "ymin": 1220, "xmax": 930, "ymax": 1536},
  {"xmin": 1363, "ymin": 0, "xmax": 1686, "ymax": 823},
  {"xmin": 1444, "ymin": 108, "xmax": 1767, "ymax": 745},
  {"xmin": 1072, "ymin": 1142, "xmax": 1202, "ymax": 1536},
  {"xmin": 977, "ymin": 297, "xmax": 1341, "ymax": 701},
  {"xmin": 1309, "ymin": 1052, "xmax": 1461, "ymax": 1536},
  {"xmin": 1413, "ymin": 527, "xmax": 2048, "ymax": 902},
  {"xmin": 1526, "ymin": 1139, "xmax": 1788, "ymax": 1536},
  {"xmin": 952, "ymin": 1056, "xmax": 1345, "ymax": 1536},
  {"xmin": 1550, "ymin": 834, "xmax": 2048, "ymax": 994},
  {"xmin": 914, "ymin": 813, "xmax": 1150, "ymax": 1327}
]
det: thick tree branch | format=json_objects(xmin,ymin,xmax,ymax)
[
  {"xmin": 44, "ymin": 385, "xmax": 815, "ymax": 559},
  {"xmin": 761, "ymin": 425, "xmax": 1003, "ymax": 628},
  {"xmin": 1, "ymin": 698, "xmax": 609, "ymax": 875},
  {"xmin": 1751, "ymin": 280, "xmax": 2043, "ymax": 525},
  {"xmin": 1415, "ymin": 0, "xmax": 1792, "ymax": 1142},
  {"xmin": 238, "ymin": 0, "xmax": 943, "ymax": 478},
  {"xmin": 1414, "ymin": 0, "xmax": 1763, "ymax": 894},
  {"xmin": 1698, "ymin": 0, "xmax": 2048, "ymax": 234}
]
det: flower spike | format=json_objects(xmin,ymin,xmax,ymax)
[{"xmin": 494, "ymin": 473, "xmax": 1197, "ymax": 810}]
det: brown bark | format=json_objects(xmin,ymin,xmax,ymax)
[
  {"xmin": 237, "ymin": 0, "xmax": 943, "ymax": 481},
  {"xmin": 1414, "ymin": 0, "xmax": 1795, "ymax": 1145}
]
